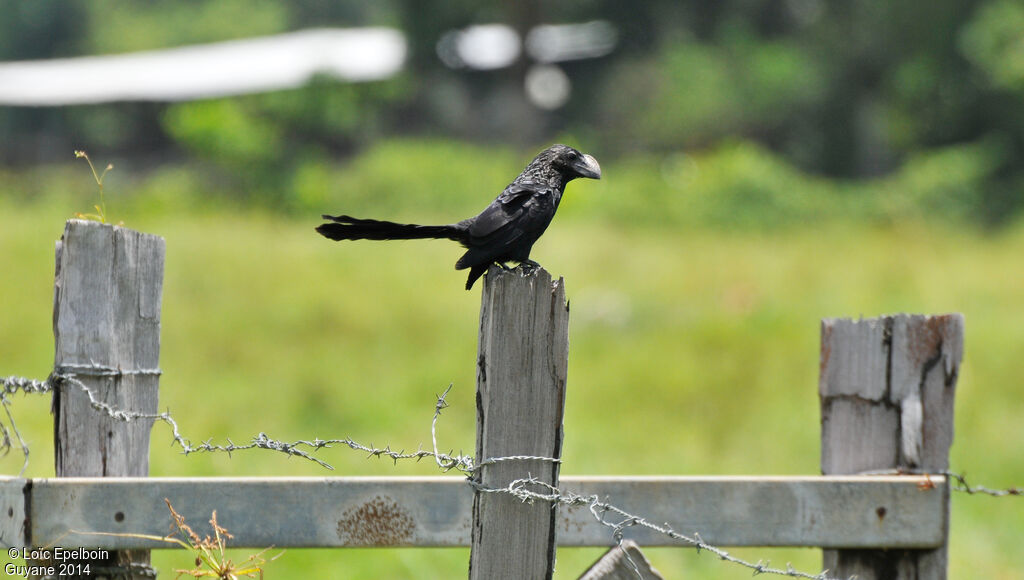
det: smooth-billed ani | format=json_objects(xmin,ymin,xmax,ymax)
[{"xmin": 316, "ymin": 144, "xmax": 601, "ymax": 289}]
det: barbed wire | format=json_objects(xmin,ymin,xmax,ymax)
[
  {"xmin": 859, "ymin": 468, "xmax": 1022, "ymax": 498},
  {"xmin": 0, "ymin": 374, "xmax": 53, "ymax": 474},
  {"xmin": 7, "ymin": 370, "xmax": 1019, "ymax": 496},
  {"xmin": 1, "ymin": 370, "xmax": 840, "ymax": 578},
  {"xmin": 3, "ymin": 367, "xmax": 488, "ymax": 473},
  {"xmin": 1, "ymin": 369, "xmax": 1021, "ymax": 579},
  {"xmin": 469, "ymin": 475, "xmax": 840, "ymax": 579},
  {"xmin": 948, "ymin": 471, "xmax": 1022, "ymax": 497}
]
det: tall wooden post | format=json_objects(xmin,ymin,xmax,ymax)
[
  {"xmin": 820, "ymin": 314, "xmax": 962, "ymax": 580},
  {"xmin": 469, "ymin": 266, "xmax": 569, "ymax": 580},
  {"xmin": 52, "ymin": 220, "xmax": 164, "ymax": 578}
]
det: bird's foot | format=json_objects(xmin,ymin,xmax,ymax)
[
  {"xmin": 518, "ymin": 259, "xmax": 541, "ymax": 273},
  {"xmin": 493, "ymin": 262, "xmax": 515, "ymax": 272}
]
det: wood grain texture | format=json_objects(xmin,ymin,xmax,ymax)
[
  {"xmin": 8, "ymin": 475, "xmax": 946, "ymax": 550},
  {"xmin": 820, "ymin": 314, "xmax": 962, "ymax": 580},
  {"xmin": 53, "ymin": 220, "xmax": 164, "ymax": 477},
  {"xmin": 470, "ymin": 266, "xmax": 569, "ymax": 580},
  {"xmin": 50, "ymin": 220, "xmax": 164, "ymax": 578}
]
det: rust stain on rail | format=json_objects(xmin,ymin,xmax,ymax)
[{"xmin": 337, "ymin": 496, "xmax": 414, "ymax": 546}]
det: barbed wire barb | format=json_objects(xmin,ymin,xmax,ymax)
[
  {"xmin": 947, "ymin": 471, "xmax": 1022, "ymax": 497},
  {"xmin": 858, "ymin": 467, "xmax": 1022, "ymax": 498},
  {"xmin": 0, "ymin": 375, "xmax": 50, "ymax": 475}
]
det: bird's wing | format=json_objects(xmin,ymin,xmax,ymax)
[
  {"xmin": 497, "ymin": 181, "xmax": 544, "ymax": 204},
  {"xmin": 453, "ymin": 181, "xmax": 558, "ymax": 271},
  {"xmin": 467, "ymin": 180, "xmax": 553, "ymax": 241}
]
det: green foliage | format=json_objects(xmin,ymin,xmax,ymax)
[
  {"xmin": 7, "ymin": 135, "xmax": 1006, "ymax": 231},
  {"xmin": 875, "ymin": 138, "xmax": 1006, "ymax": 221},
  {"xmin": 55, "ymin": 134, "xmax": 991, "ymax": 230},
  {"xmin": 655, "ymin": 141, "xmax": 842, "ymax": 228},
  {"xmin": 82, "ymin": 0, "xmax": 288, "ymax": 54},
  {"xmin": 160, "ymin": 81, "xmax": 411, "ymax": 203},
  {"xmin": 255, "ymin": 76, "xmax": 409, "ymax": 137},
  {"xmin": 5, "ymin": 0, "xmax": 1024, "ymax": 220},
  {"xmin": 163, "ymin": 100, "xmax": 284, "ymax": 169},
  {"xmin": 562, "ymin": 138, "xmax": 996, "ymax": 230},
  {"xmin": 597, "ymin": 39, "xmax": 823, "ymax": 151},
  {"xmin": 299, "ymin": 139, "xmax": 518, "ymax": 217},
  {"xmin": 668, "ymin": 41, "xmax": 820, "ymax": 147},
  {"xmin": 960, "ymin": 1, "xmax": 1024, "ymax": 91}
]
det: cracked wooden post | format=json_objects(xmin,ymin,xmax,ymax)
[
  {"xmin": 820, "ymin": 314, "xmax": 962, "ymax": 580},
  {"xmin": 469, "ymin": 266, "xmax": 569, "ymax": 580},
  {"xmin": 51, "ymin": 219, "xmax": 164, "ymax": 579}
]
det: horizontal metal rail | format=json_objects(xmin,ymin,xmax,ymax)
[{"xmin": 0, "ymin": 475, "xmax": 946, "ymax": 550}]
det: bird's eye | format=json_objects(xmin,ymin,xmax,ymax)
[{"xmin": 567, "ymin": 151, "xmax": 579, "ymax": 161}]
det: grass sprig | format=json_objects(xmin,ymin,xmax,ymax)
[
  {"xmin": 74, "ymin": 150, "xmax": 114, "ymax": 223},
  {"xmin": 67, "ymin": 499, "xmax": 282, "ymax": 579}
]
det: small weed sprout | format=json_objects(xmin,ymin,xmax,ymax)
[
  {"xmin": 163, "ymin": 499, "xmax": 282, "ymax": 579},
  {"xmin": 74, "ymin": 150, "xmax": 114, "ymax": 223},
  {"xmin": 69, "ymin": 499, "xmax": 282, "ymax": 579}
]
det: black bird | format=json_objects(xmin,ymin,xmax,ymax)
[{"xmin": 316, "ymin": 144, "xmax": 601, "ymax": 289}]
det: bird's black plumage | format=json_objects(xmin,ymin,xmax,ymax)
[{"xmin": 316, "ymin": 144, "xmax": 601, "ymax": 289}]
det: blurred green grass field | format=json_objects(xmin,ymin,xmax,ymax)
[{"xmin": 2, "ymin": 157, "xmax": 1023, "ymax": 578}]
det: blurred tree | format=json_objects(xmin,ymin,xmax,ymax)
[
  {"xmin": 0, "ymin": 0, "xmax": 88, "ymax": 162},
  {"xmin": 1, "ymin": 0, "xmax": 1023, "ymax": 222},
  {"xmin": 959, "ymin": 0, "xmax": 1024, "ymax": 222}
]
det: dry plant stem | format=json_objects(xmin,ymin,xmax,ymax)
[
  {"xmin": 73, "ymin": 150, "xmax": 113, "ymax": 223},
  {"xmin": 67, "ymin": 499, "xmax": 281, "ymax": 580}
]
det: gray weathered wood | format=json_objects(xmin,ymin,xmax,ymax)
[
  {"xmin": 559, "ymin": 475, "xmax": 945, "ymax": 548},
  {"xmin": 51, "ymin": 220, "xmax": 164, "ymax": 578},
  {"xmin": 820, "ymin": 314, "xmax": 962, "ymax": 580},
  {"xmin": 0, "ymin": 477, "xmax": 27, "ymax": 548},
  {"xmin": 470, "ymin": 266, "xmax": 570, "ymax": 580},
  {"xmin": 10, "ymin": 475, "xmax": 946, "ymax": 549},
  {"xmin": 578, "ymin": 540, "xmax": 664, "ymax": 580}
]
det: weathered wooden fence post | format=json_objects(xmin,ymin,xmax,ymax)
[
  {"xmin": 820, "ymin": 314, "xmax": 962, "ymax": 580},
  {"xmin": 51, "ymin": 219, "xmax": 164, "ymax": 579},
  {"xmin": 469, "ymin": 266, "xmax": 569, "ymax": 580}
]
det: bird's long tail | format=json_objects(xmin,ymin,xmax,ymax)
[{"xmin": 316, "ymin": 214, "xmax": 466, "ymax": 243}]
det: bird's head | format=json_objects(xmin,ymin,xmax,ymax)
[
  {"xmin": 525, "ymin": 144, "xmax": 602, "ymax": 185},
  {"xmin": 550, "ymin": 144, "xmax": 602, "ymax": 181}
]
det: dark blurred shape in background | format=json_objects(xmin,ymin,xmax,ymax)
[{"xmin": 1, "ymin": 0, "xmax": 1022, "ymax": 223}]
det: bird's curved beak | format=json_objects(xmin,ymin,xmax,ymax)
[{"xmin": 573, "ymin": 154, "xmax": 602, "ymax": 180}]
